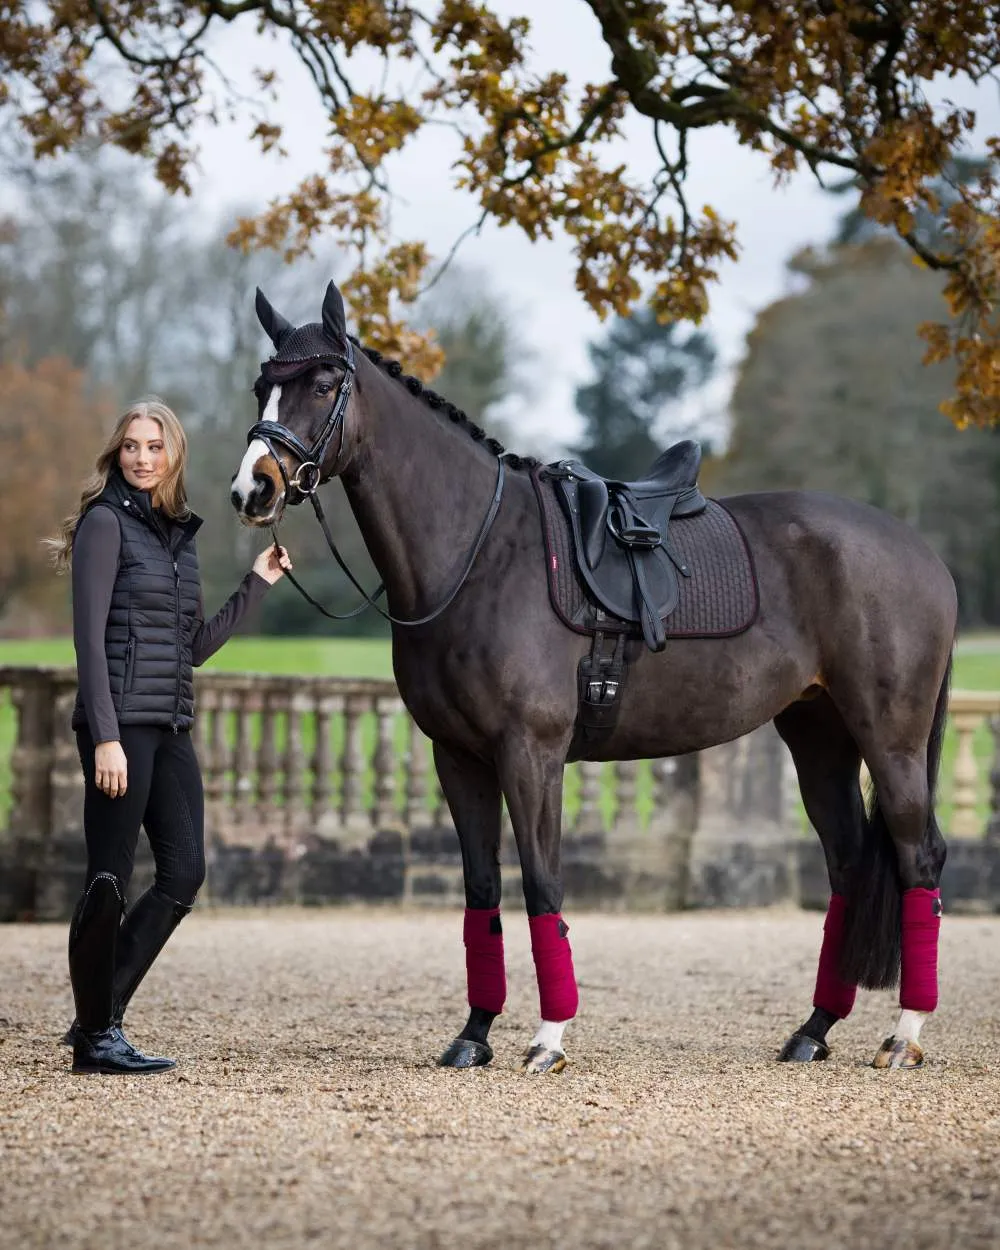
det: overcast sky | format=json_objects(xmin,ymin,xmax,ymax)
[{"xmin": 188, "ymin": 2, "xmax": 999, "ymax": 455}]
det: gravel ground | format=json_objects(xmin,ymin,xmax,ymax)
[{"xmin": 2, "ymin": 907, "xmax": 999, "ymax": 1250}]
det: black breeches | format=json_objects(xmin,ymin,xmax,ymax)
[{"xmin": 76, "ymin": 725, "xmax": 206, "ymax": 906}]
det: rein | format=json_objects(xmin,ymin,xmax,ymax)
[{"xmin": 247, "ymin": 344, "xmax": 507, "ymax": 627}]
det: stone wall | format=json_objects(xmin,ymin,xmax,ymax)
[{"xmin": 1, "ymin": 667, "xmax": 998, "ymax": 921}]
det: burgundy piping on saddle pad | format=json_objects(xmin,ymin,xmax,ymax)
[
  {"xmin": 463, "ymin": 907, "xmax": 507, "ymax": 1014},
  {"xmin": 528, "ymin": 913, "xmax": 579, "ymax": 1022},
  {"xmin": 812, "ymin": 893, "xmax": 857, "ymax": 1019},
  {"xmin": 900, "ymin": 887, "xmax": 942, "ymax": 1013}
]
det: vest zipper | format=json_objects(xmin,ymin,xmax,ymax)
[
  {"xmin": 123, "ymin": 636, "xmax": 135, "ymax": 705},
  {"xmin": 172, "ymin": 558, "xmax": 181, "ymax": 732}
]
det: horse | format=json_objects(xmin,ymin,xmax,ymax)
[{"xmin": 230, "ymin": 280, "xmax": 957, "ymax": 1074}]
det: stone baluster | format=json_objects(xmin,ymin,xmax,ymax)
[
  {"xmin": 987, "ymin": 715, "xmax": 1000, "ymax": 846},
  {"xmin": 950, "ymin": 707, "xmax": 983, "ymax": 837},
  {"xmin": 3, "ymin": 672, "xmax": 57, "ymax": 918},
  {"xmin": 405, "ymin": 721, "xmax": 431, "ymax": 829},
  {"xmin": 257, "ymin": 685, "xmax": 281, "ymax": 837},
  {"xmin": 283, "ymin": 686, "xmax": 310, "ymax": 844},
  {"xmin": 193, "ymin": 681, "xmax": 215, "ymax": 770},
  {"xmin": 199, "ymin": 689, "xmax": 222, "ymax": 839},
  {"xmin": 341, "ymin": 693, "xmax": 371, "ymax": 840},
  {"xmin": 373, "ymin": 697, "xmax": 400, "ymax": 830},
  {"xmin": 573, "ymin": 760, "xmax": 604, "ymax": 834},
  {"xmin": 36, "ymin": 682, "xmax": 85, "ymax": 920},
  {"xmin": 215, "ymin": 688, "xmax": 239, "ymax": 837},
  {"xmin": 311, "ymin": 692, "xmax": 342, "ymax": 837},
  {"xmin": 5, "ymin": 672, "xmax": 54, "ymax": 847},
  {"xmin": 615, "ymin": 759, "xmax": 640, "ymax": 830},
  {"xmin": 235, "ymin": 686, "xmax": 260, "ymax": 842},
  {"xmin": 651, "ymin": 755, "xmax": 699, "ymax": 910}
]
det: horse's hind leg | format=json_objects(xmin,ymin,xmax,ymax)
[
  {"xmin": 433, "ymin": 743, "xmax": 506, "ymax": 1070},
  {"xmin": 498, "ymin": 736, "xmax": 578, "ymax": 1075},
  {"xmin": 835, "ymin": 655, "xmax": 952, "ymax": 1070},
  {"xmin": 855, "ymin": 745, "xmax": 946, "ymax": 1071},
  {"xmin": 774, "ymin": 695, "xmax": 866, "ymax": 1063}
]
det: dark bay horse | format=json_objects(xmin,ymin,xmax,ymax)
[{"xmin": 231, "ymin": 281, "xmax": 957, "ymax": 1074}]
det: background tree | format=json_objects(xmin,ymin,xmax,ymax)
[
  {"xmin": 572, "ymin": 311, "xmax": 716, "ymax": 480},
  {"xmin": 413, "ymin": 266, "xmax": 537, "ymax": 455},
  {"xmin": 718, "ymin": 237, "xmax": 1000, "ymax": 626},
  {"xmin": 0, "ymin": 358, "xmax": 114, "ymax": 631},
  {"xmin": 2, "ymin": 2, "xmax": 995, "ymax": 421}
]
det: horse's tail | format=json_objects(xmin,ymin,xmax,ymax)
[{"xmin": 839, "ymin": 652, "xmax": 952, "ymax": 990}]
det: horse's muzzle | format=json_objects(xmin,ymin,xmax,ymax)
[{"xmin": 231, "ymin": 473, "xmax": 283, "ymax": 526}]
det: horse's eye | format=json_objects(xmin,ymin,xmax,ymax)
[{"xmin": 315, "ymin": 381, "xmax": 333, "ymax": 397}]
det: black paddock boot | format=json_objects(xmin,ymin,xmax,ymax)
[
  {"xmin": 68, "ymin": 874, "xmax": 175, "ymax": 1075},
  {"xmin": 62, "ymin": 886, "xmax": 191, "ymax": 1048},
  {"xmin": 72, "ymin": 1025, "xmax": 176, "ymax": 1075}
]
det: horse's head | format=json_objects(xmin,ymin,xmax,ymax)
[{"xmin": 231, "ymin": 280, "xmax": 357, "ymax": 526}]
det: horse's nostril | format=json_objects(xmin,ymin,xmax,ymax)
[
  {"xmin": 230, "ymin": 489, "xmax": 242, "ymax": 511},
  {"xmin": 253, "ymin": 474, "xmax": 275, "ymax": 507}
]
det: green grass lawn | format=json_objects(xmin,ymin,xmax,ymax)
[
  {"xmin": 0, "ymin": 636, "xmax": 396, "ymax": 679},
  {"xmin": 1, "ymin": 632, "xmax": 997, "ymax": 834}
]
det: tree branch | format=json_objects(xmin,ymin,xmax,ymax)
[
  {"xmin": 583, "ymin": 0, "xmax": 864, "ymax": 176},
  {"xmin": 88, "ymin": 0, "xmax": 212, "ymax": 69}
]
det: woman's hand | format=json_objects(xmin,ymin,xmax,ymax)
[
  {"xmin": 253, "ymin": 544, "xmax": 293, "ymax": 586},
  {"xmin": 95, "ymin": 740, "xmax": 128, "ymax": 799}
]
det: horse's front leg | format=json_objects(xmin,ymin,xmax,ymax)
[
  {"xmin": 433, "ymin": 742, "xmax": 506, "ymax": 1070},
  {"xmin": 499, "ymin": 738, "xmax": 578, "ymax": 1075}
]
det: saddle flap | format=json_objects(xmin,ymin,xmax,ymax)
[{"xmin": 577, "ymin": 479, "xmax": 609, "ymax": 568}]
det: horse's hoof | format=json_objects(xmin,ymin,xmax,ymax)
[
  {"xmin": 438, "ymin": 1037, "xmax": 493, "ymax": 1069},
  {"xmin": 777, "ymin": 1033, "xmax": 830, "ymax": 1063},
  {"xmin": 872, "ymin": 1036, "xmax": 924, "ymax": 1070},
  {"xmin": 520, "ymin": 1044, "xmax": 567, "ymax": 1075}
]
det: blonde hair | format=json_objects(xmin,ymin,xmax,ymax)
[{"xmin": 46, "ymin": 398, "xmax": 190, "ymax": 570}]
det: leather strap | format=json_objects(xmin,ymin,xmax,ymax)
[{"xmin": 273, "ymin": 457, "xmax": 506, "ymax": 627}]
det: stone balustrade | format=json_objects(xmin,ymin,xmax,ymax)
[
  {"xmin": 946, "ymin": 692, "xmax": 1000, "ymax": 841},
  {"xmin": 1, "ymin": 666, "xmax": 998, "ymax": 920}
]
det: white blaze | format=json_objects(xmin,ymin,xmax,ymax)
[{"xmin": 233, "ymin": 386, "xmax": 282, "ymax": 504}]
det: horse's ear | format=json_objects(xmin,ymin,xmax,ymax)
[
  {"xmin": 255, "ymin": 287, "xmax": 295, "ymax": 349},
  {"xmin": 321, "ymin": 280, "xmax": 348, "ymax": 348}
]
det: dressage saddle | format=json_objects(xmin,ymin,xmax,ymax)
[{"xmin": 550, "ymin": 441, "xmax": 707, "ymax": 651}]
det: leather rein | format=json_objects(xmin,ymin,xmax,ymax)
[{"xmin": 246, "ymin": 341, "xmax": 506, "ymax": 626}]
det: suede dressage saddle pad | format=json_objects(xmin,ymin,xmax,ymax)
[{"xmin": 532, "ymin": 467, "xmax": 759, "ymax": 639}]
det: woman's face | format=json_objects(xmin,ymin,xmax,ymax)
[{"xmin": 119, "ymin": 416, "xmax": 169, "ymax": 497}]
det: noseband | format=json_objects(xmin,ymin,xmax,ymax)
[{"xmin": 247, "ymin": 338, "xmax": 356, "ymax": 497}]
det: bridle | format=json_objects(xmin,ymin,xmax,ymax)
[
  {"xmin": 244, "ymin": 342, "xmax": 506, "ymax": 626},
  {"xmin": 248, "ymin": 339, "xmax": 357, "ymax": 500}
]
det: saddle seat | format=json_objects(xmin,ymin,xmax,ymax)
[{"xmin": 550, "ymin": 440, "xmax": 707, "ymax": 652}]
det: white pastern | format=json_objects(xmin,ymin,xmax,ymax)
[
  {"xmin": 894, "ymin": 1009, "xmax": 929, "ymax": 1043},
  {"xmin": 531, "ymin": 1019, "xmax": 569, "ymax": 1054}
]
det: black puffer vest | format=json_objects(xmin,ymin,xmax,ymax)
[{"xmin": 71, "ymin": 471, "xmax": 204, "ymax": 732}]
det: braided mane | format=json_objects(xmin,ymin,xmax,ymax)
[{"xmin": 358, "ymin": 342, "xmax": 540, "ymax": 472}]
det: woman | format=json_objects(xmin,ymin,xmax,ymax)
[{"xmin": 48, "ymin": 398, "xmax": 291, "ymax": 1075}]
